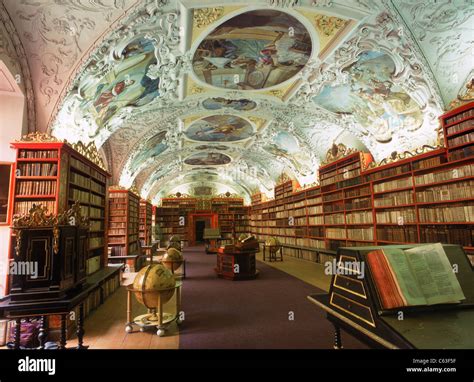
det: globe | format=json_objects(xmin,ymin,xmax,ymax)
[
  {"xmin": 132, "ymin": 264, "xmax": 176, "ymax": 310},
  {"xmin": 162, "ymin": 247, "xmax": 183, "ymax": 272},
  {"xmin": 169, "ymin": 235, "xmax": 180, "ymax": 243},
  {"xmin": 265, "ymin": 237, "xmax": 281, "ymax": 254}
]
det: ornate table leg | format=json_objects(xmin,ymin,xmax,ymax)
[
  {"xmin": 38, "ymin": 316, "xmax": 47, "ymax": 349},
  {"xmin": 76, "ymin": 303, "xmax": 88, "ymax": 349},
  {"xmin": 14, "ymin": 318, "xmax": 21, "ymax": 349},
  {"xmin": 125, "ymin": 289, "xmax": 133, "ymax": 333},
  {"xmin": 59, "ymin": 314, "xmax": 67, "ymax": 349},
  {"xmin": 333, "ymin": 324, "xmax": 343, "ymax": 350}
]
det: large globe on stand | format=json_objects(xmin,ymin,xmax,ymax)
[
  {"xmin": 265, "ymin": 237, "xmax": 281, "ymax": 254},
  {"xmin": 132, "ymin": 264, "xmax": 176, "ymax": 309},
  {"xmin": 162, "ymin": 247, "xmax": 184, "ymax": 272}
]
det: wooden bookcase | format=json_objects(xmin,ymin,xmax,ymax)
[
  {"xmin": 154, "ymin": 197, "xmax": 250, "ymax": 244},
  {"xmin": 107, "ymin": 188, "xmax": 140, "ymax": 257},
  {"xmin": 155, "ymin": 197, "xmax": 197, "ymax": 243},
  {"xmin": 441, "ymin": 101, "xmax": 473, "ymax": 161},
  {"xmin": 139, "ymin": 199, "xmax": 152, "ymax": 246},
  {"xmin": 250, "ymin": 103, "xmax": 474, "ymax": 263},
  {"xmin": 9, "ymin": 137, "xmax": 110, "ymax": 274}
]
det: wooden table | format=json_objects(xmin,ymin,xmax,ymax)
[
  {"xmin": 0, "ymin": 265, "xmax": 121, "ymax": 349},
  {"xmin": 215, "ymin": 249, "xmax": 259, "ymax": 281}
]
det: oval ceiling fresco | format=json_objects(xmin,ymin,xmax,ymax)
[
  {"xmin": 192, "ymin": 9, "xmax": 312, "ymax": 90},
  {"xmin": 184, "ymin": 152, "xmax": 232, "ymax": 166},
  {"xmin": 185, "ymin": 115, "xmax": 254, "ymax": 142}
]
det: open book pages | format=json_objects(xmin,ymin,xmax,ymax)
[{"xmin": 367, "ymin": 243, "xmax": 466, "ymax": 310}]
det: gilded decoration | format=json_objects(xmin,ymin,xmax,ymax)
[
  {"xmin": 12, "ymin": 202, "xmax": 89, "ymax": 256},
  {"xmin": 276, "ymin": 172, "xmax": 292, "ymax": 185},
  {"xmin": 322, "ymin": 143, "xmax": 357, "ymax": 165},
  {"xmin": 17, "ymin": 131, "xmax": 62, "ymax": 143},
  {"xmin": 193, "ymin": 7, "xmax": 225, "ymax": 29},
  {"xmin": 314, "ymin": 15, "xmax": 347, "ymax": 37},
  {"xmin": 71, "ymin": 141, "xmax": 107, "ymax": 171},
  {"xmin": 368, "ymin": 145, "xmax": 441, "ymax": 168}
]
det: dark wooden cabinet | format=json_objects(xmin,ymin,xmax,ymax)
[{"xmin": 9, "ymin": 202, "xmax": 89, "ymax": 303}]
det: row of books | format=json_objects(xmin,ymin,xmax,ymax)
[
  {"xmin": 70, "ymin": 188, "xmax": 90, "ymax": 204},
  {"xmin": 345, "ymin": 185, "xmax": 370, "ymax": 198},
  {"xmin": 416, "ymin": 180, "xmax": 474, "ymax": 202},
  {"xmin": 321, "ymin": 167, "xmax": 361, "ymax": 186},
  {"xmin": 17, "ymin": 163, "xmax": 57, "ymax": 177},
  {"xmin": 108, "ymin": 229, "xmax": 126, "ymax": 235},
  {"xmin": 108, "ymin": 237, "xmax": 125, "ymax": 244},
  {"xmin": 445, "ymin": 108, "xmax": 473, "ymax": 125},
  {"xmin": 446, "ymin": 118, "xmax": 473, "ymax": 136},
  {"xmin": 69, "ymin": 172, "xmax": 90, "ymax": 189},
  {"xmin": 308, "ymin": 205, "xmax": 323, "ymax": 215},
  {"xmin": 376, "ymin": 226, "xmax": 417, "ymax": 243},
  {"xmin": 89, "ymin": 220, "xmax": 104, "ymax": 231},
  {"xmin": 375, "ymin": 208, "xmax": 417, "ymax": 224},
  {"xmin": 323, "ymin": 191, "xmax": 343, "ymax": 202},
  {"xmin": 308, "ymin": 215, "xmax": 324, "ymax": 225},
  {"xmin": 418, "ymin": 204, "xmax": 474, "ymax": 223},
  {"xmin": 447, "ymin": 131, "xmax": 474, "ymax": 147},
  {"xmin": 18, "ymin": 149, "xmax": 58, "ymax": 159},
  {"xmin": 450, "ymin": 146, "xmax": 474, "ymax": 160},
  {"xmin": 14, "ymin": 200, "xmax": 55, "ymax": 215},
  {"xmin": 89, "ymin": 207, "xmax": 104, "ymax": 219},
  {"xmin": 16, "ymin": 180, "xmax": 57, "ymax": 195},
  {"xmin": 346, "ymin": 211, "xmax": 373, "ymax": 224},
  {"xmin": 325, "ymin": 214, "xmax": 345, "ymax": 225},
  {"xmin": 347, "ymin": 228, "xmax": 374, "ymax": 241},
  {"xmin": 89, "ymin": 237, "xmax": 104, "ymax": 248},
  {"xmin": 345, "ymin": 197, "xmax": 371, "ymax": 210},
  {"xmin": 367, "ymin": 163, "xmax": 411, "ymax": 182},
  {"xmin": 374, "ymin": 190, "xmax": 413, "ymax": 207},
  {"xmin": 412, "ymin": 155, "xmax": 444, "ymax": 170},
  {"xmin": 414, "ymin": 163, "xmax": 474, "ymax": 185},
  {"xmin": 420, "ymin": 226, "xmax": 474, "ymax": 247},
  {"xmin": 70, "ymin": 157, "xmax": 107, "ymax": 183},
  {"xmin": 373, "ymin": 176, "xmax": 412, "ymax": 193},
  {"xmin": 90, "ymin": 180, "xmax": 105, "ymax": 195}
]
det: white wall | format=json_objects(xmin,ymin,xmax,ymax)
[{"xmin": 0, "ymin": 60, "xmax": 26, "ymax": 297}]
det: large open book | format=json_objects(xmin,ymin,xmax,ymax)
[{"xmin": 366, "ymin": 243, "xmax": 466, "ymax": 310}]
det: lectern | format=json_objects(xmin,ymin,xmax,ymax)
[
  {"xmin": 308, "ymin": 244, "xmax": 474, "ymax": 349},
  {"xmin": 203, "ymin": 228, "xmax": 221, "ymax": 254}
]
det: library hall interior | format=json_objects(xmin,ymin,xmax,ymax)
[{"xmin": 0, "ymin": 0, "xmax": 474, "ymax": 352}]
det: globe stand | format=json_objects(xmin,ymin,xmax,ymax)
[
  {"xmin": 160, "ymin": 259, "xmax": 186, "ymax": 279},
  {"xmin": 125, "ymin": 281, "xmax": 182, "ymax": 337}
]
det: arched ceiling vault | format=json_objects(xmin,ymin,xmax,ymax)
[{"xmin": 2, "ymin": 1, "xmax": 472, "ymax": 203}]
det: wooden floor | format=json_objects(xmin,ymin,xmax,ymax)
[
  {"xmin": 80, "ymin": 285, "xmax": 180, "ymax": 349},
  {"xmin": 71, "ymin": 251, "xmax": 331, "ymax": 349}
]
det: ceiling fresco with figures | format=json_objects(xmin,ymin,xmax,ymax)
[{"xmin": 1, "ymin": 0, "xmax": 473, "ymax": 204}]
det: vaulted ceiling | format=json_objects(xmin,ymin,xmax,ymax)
[{"xmin": 0, "ymin": 0, "xmax": 472, "ymax": 204}]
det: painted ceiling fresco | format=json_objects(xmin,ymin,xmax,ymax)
[
  {"xmin": 185, "ymin": 115, "xmax": 254, "ymax": 142},
  {"xmin": 202, "ymin": 97, "xmax": 257, "ymax": 111},
  {"xmin": 78, "ymin": 37, "xmax": 160, "ymax": 134},
  {"xmin": 192, "ymin": 9, "xmax": 312, "ymax": 90},
  {"xmin": 3, "ymin": 0, "xmax": 472, "ymax": 204},
  {"xmin": 313, "ymin": 51, "xmax": 423, "ymax": 143},
  {"xmin": 184, "ymin": 152, "xmax": 232, "ymax": 166}
]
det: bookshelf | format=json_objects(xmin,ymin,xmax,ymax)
[
  {"xmin": 250, "ymin": 104, "xmax": 474, "ymax": 263},
  {"xmin": 154, "ymin": 196, "xmax": 250, "ymax": 245},
  {"xmin": 441, "ymin": 101, "xmax": 474, "ymax": 161},
  {"xmin": 139, "ymin": 199, "xmax": 152, "ymax": 246},
  {"xmin": 9, "ymin": 136, "xmax": 110, "ymax": 274},
  {"xmin": 107, "ymin": 187, "xmax": 140, "ymax": 258}
]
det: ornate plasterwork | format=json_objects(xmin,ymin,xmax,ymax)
[
  {"xmin": 390, "ymin": 0, "xmax": 474, "ymax": 106},
  {"xmin": 0, "ymin": 2, "xmax": 36, "ymax": 133}
]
